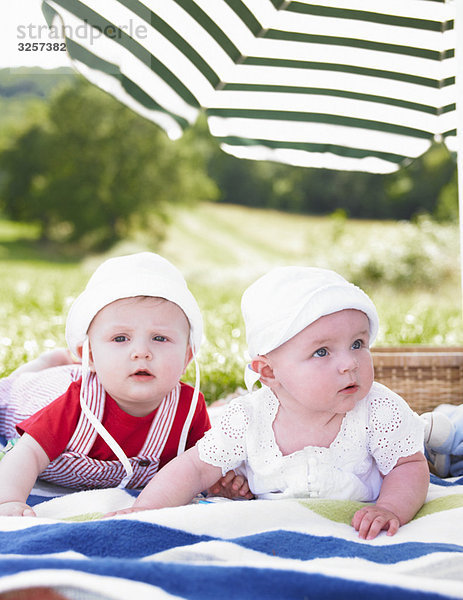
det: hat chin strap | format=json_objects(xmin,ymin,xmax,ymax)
[
  {"xmin": 176, "ymin": 333, "xmax": 200, "ymax": 456},
  {"xmin": 244, "ymin": 363, "xmax": 261, "ymax": 391},
  {"xmin": 81, "ymin": 337, "xmax": 134, "ymax": 488}
]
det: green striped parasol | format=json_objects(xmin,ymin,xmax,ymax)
[{"xmin": 40, "ymin": 0, "xmax": 459, "ymax": 175}]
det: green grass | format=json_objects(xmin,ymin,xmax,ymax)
[{"xmin": 0, "ymin": 202, "xmax": 462, "ymax": 402}]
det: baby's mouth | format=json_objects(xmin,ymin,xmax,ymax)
[
  {"xmin": 340, "ymin": 383, "xmax": 359, "ymax": 394},
  {"xmin": 131, "ymin": 369, "xmax": 153, "ymax": 378}
]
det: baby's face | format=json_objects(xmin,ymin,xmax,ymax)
[
  {"xmin": 265, "ymin": 309, "xmax": 374, "ymax": 416},
  {"xmin": 87, "ymin": 296, "xmax": 192, "ymax": 416}
]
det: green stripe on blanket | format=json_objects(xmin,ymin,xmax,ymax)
[
  {"xmin": 299, "ymin": 494, "xmax": 463, "ymax": 525},
  {"xmin": 299, "ymin": 498, "xmax": 366, "ymax": 524},
  {"xmin": 414, "ymin": 494, "xmax": 463, "ymax": 519}
]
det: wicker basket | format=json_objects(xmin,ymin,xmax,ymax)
[{"xmin": 372, "ymin": 347, "xmax": 463, "ymax": 414}]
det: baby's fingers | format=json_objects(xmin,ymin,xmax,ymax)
[
  {"xmin": 22, "ymin": 507, "xmax": 37, "ymax": 517},
  {"xmin": 207, "ymin": 482, "xmax": 222, "ymax": 495},
  {"xmin": 352, "ymin": 507, "xmax": 400, "ymax": 540},
  {"xmin": 0, "ymin": 502, "xmax": 36, "ymax": 517},
  {"xmin": 354, "ymin": 511, "xmax": 379, "ymax": 540},
  {"xmin": 385, "ymin": 518, "xmax": 400, "ymax": 537},
  {"xmin": 351, "ymin": 506, "xmax": 370, "ymax": 531},
  {"xmin": 232, "ymin": 475, "xmax": 254, "ymax": 499},
  {"xmin": 207, "ymin": 471, "xmax": 234, "ymax": 496},
  {"xmin": 104, "ymin": 507, "xmax": 142, "ymax": 518},
  {"xmin": 220, "ymin": 471, "xmax": 236, "ymax": 487},
  {"xmin": 360, "ymin": 515, "xmax": 386, "ymax": 540}
]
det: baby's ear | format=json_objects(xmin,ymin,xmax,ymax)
[
  {"xmin": 183, "ymin": 345, "xmax": 194, "ymax": 373},
  {"xmin": 251, "ymin": 356, "xmax": 275, "ymax": 387},
  {"xmin": 77, "ymin": 343, "xmax": 96, "ymax": 373}
]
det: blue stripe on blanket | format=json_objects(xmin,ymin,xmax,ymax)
[
  {"xmin": 26, "ymin": 487, "xmax": 140, "ymax": 507},
  {"xmin": 0, "ymin": 521, "xmax": 214, "ymax": 558},
  {"xmin": 1, "ymin": 521, "xmax": 461, "ymax": 563},
  {"xmin": 430, "ymin": 474, "xmax": 463, "ymax": 486},
  {"xmin": 235, "ymin": 530, "xmax": 463, "ymax": 562},
  {"xmin": 0, "ymin": 557, "xmax": 449, "ymax": 600},
  {"xmin": 27, "ymin": 495, "xmax": 58, "ymax": 507}
]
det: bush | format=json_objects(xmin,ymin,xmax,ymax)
[
  {"xmin": 0, "ymin": 79, "xmax": 217, "ymax": 250},
  {"xmin": 311, "ymin": 216, "xmax": 457, "ymax": 290}
]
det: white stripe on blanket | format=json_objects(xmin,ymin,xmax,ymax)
[{"xmin": 0, "ymin": 475, "xmax": 461, "ymax": 599}]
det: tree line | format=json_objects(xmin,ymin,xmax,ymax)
[{"xmin": 0, "ymin": 73, "xmax": 457, "ymax": 251}]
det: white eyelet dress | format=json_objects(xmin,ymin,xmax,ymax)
[{"xmin": 197, "ymin": 382, "xmax": 425, "ymax": 501}]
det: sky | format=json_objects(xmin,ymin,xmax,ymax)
[{"xmin": 1, "ymin": 0, "xmax": 72, "ymax": 69}]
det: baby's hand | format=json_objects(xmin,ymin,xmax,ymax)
[
  {"xmin": 351, "ymin": 505, "xmax": 400, "ymax": 540},
  {"xmin": 207, "ymin": 471, "xmax": 254, "ymax": 500},
  {"xmin": 0, "ymin": 501, "xmax": 36, "ymax": 517},
  {"xmin": 104, "ymin": 507, "xmax": 144, "ymax": 518}
]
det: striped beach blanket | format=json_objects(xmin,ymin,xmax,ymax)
[{"xmin": 0, "ymin": 474, "xmax": 461, "ymax": 599}]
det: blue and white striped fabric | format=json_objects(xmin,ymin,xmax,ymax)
[{"xmin": 0, "ymin": 474, "xmax": 461, "ymax": 599}]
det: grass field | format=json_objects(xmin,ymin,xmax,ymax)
[{"xmin": 0, "ymin": 202, "xmax": 461, "ymax": 402}]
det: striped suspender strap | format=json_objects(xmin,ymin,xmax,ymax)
[
  {"xmin": 80, "ymin": 337, "xmax": 133, "ymax": 488},
  {"xmin": 139, "ymin": 384, "xmax": 179, "ymax": 461}
]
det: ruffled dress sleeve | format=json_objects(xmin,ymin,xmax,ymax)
[
  {"xmin": 197, "ymin": 398, "xmax": 250, "ymax": 476},
  {"xmin": 366, "ymin": 382, "xmax": 425, "ymax": 475}
]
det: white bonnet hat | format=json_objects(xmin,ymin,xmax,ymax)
[
  {"xmin": 242, "ymin": 266, "xmax": 379, "ymax": 359},
  {"xmin": 65, "ymin": 252, "xmax": 203, "ymax": 356}
]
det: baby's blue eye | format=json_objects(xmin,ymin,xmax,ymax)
[
  {"xmin": 153, "ymin": 335, "xmax": 167, "ymax": 342},
  {"xmin": 314, "ymin": 348, "xmax": 327, "ymax": 357},
  {"xmin": 114, "ymin": 335, "xmax": 127, "ymax": 343},
  {"xmin": 352, "ymin": 339, "xmax": 363, "ymax": 350}
]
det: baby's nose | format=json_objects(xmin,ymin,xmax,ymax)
[
  {"xmin": 131, "ymin": 347, "xmax": 152, "ymax": 360},
  {"xmin": 339, "ymin": 354, "xmax": 358, "ymax": 373}
]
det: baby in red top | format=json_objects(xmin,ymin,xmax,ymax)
[{"xmin": 0, "ymin": 252, "xmax": 249, "ymax": 516}]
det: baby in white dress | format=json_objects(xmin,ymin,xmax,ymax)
[{"xmin": 115, "ymin": 266, "xmax": 429, "ymax": 540}]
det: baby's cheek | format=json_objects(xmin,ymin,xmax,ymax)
[{"xmin": 364, "ymin": 360, "xmax": 375, "ymax": 386}]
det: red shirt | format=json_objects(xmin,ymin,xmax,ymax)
[{"xmin": 17, "ymin": 380, "xmax": 210, "ymax": 470}]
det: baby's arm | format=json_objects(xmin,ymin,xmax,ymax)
[
  {"xmin": 0, "ymin": 433, "xmax": 50, "ymax": 516},
  {"xmin": 352, "ymin": 451, "xmax": 429, "ymax": 540},
  {"xmin": 11, "ymin": 348, "xmax": 77, "ymax": 377},
  {"xmin": 112, "ymin": 446, "xmax": 224, "ymax": 515}
]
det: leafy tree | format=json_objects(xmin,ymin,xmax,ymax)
[
  {"xmin": 0, "ymin": 78, "xmax": 218, "ymax": 249},
  {"xmin": 0, "ymin": 66, "xmax": 76, "ymax": 98},
  {"xmin": 205, "ymin": 126, "xmax": 456, "ymax": 221},
  {"xmin": 384, "ymin": 143, "xmax": 456, "ymax": 220},
  {"xmin": 434, "ymin": 170, "xmax": 458, "ymax": 222}
]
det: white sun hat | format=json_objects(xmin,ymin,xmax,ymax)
[
  {"xmin": 241, "ymin": 266, "xmax": 379, "ymax": 389},
  {"xmin": 65, "ymin": 252, "xmax": 203, "ymax": 487},
  {"xmin": 65, "ymin": 252, "xmax": 203, "ymax": 357}
]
